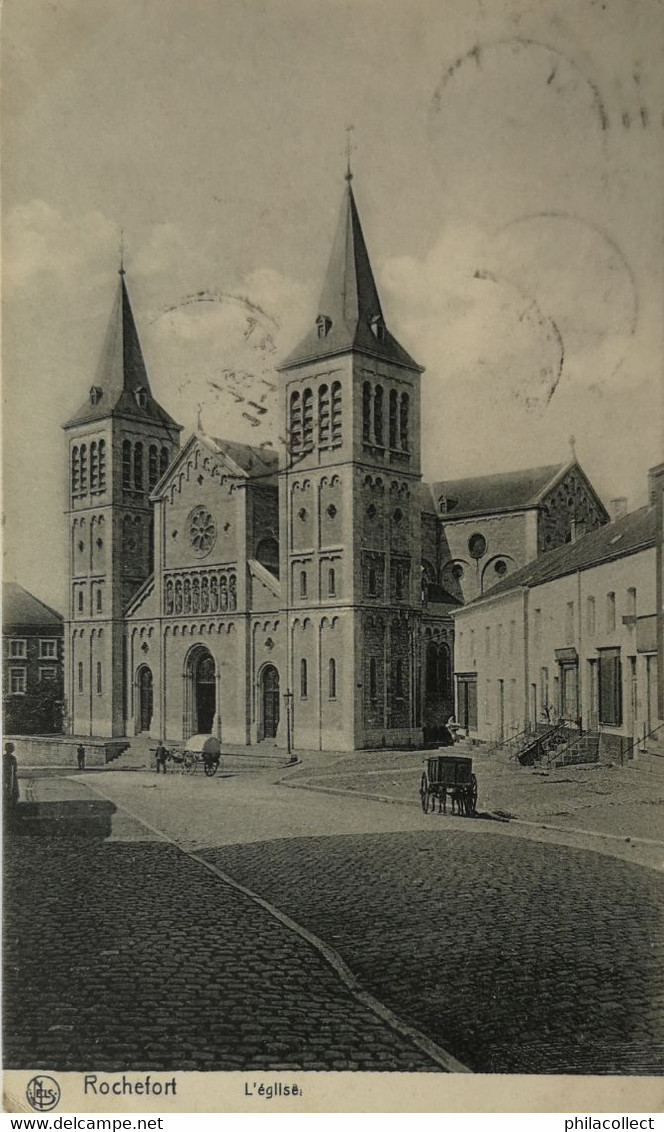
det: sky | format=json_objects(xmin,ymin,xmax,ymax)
[{"xmin": 3, "ymin": 0, "xmax": 663, "ymax": 611}]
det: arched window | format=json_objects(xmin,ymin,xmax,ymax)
[
  {"xmin": 90, "ymin": 442, "xmax": 99, "ymax": 490},
  {"xmin": 389, "ymin": 390, "xmax": 398, "ymax": 449},
  {"xmin": 134, "ymin": 443, "xmax": 143, "ymax": 491},
  {"xmin": 96, "ymin": 661, "xmax": 102, "ymax": 695},
  {"xmin": 290, "ymin": 392, "xmax": 302, "ymax": 453},
  {"xmin": 362, "ymin": 382, "xmax": 372, "ymax": 442},
  {"xmin": 78, "ymin": 662, "xmax": 84, "ymax": 693},
  {"xmin": 586, "ymin": 596, "xmax": 595, "ymax": 635},
  {"xmin": 331, "ymin": 381, "xmax": 342, "ymax": 445},
  {"xmin": 96, "ymin": 588, "xmax": 102, "ymax": 613},
  {"xmin": 300, "ymin": 658, "xmax": 308, "ymax": 698},
  {"xmin": 98, "ymin": 440, "xmax": 106, "ymax": 490},
  {"xmin": 229, "ymin": 575, "xmax": 237, "ymax": 610},
  {"xmin": 318, "ymin": 384, "xmax": 330, "ymax": 445},
  {"xmin": 148, "ymin": 445, "xmax": 158, "ymax": 489},
  {"xmin": 165, "ymin": 580, "xmax": 174, "ymax": 614},
  {"xmin": 302, "ymin": 389, "xmax": 314, "ymax": 450},
  {"xmin": 369, "ymin": 658, "xmax": 378, "ymax": 701},
  {"xmin": 71, "ymin": 446, "xmax": 80, "ymax": 494},
  {"xmin": 606, "ymin": 591, "xmax": 616, "ymax": 632},
  {"xmin": 220, "ymin": 576, "xmax": 228, "ymax": 611},
  {"xmin": 78, "ymin": 590, "xmax": 84, "ymax": 612},
  {"xmin": 329, "ymin": 658, "xmax": 337, "ymax": 699},
  {"xmin": 400, "ymin": 392, "xmax": 409, "ymax": 450},
  {"xmin": 374, "ymin": 386, "xmax": 384, "ymax": 446},
  {"xmin": 160, "ymin": 447, "xmax": 169, "ymax": 477},
  {"xmin": 300, "ymin": 570, "xmax": 307, "ymax": 598},
  {"xmin": 328, "ymin": 567, "xmax": 336, "ymax": 596},
  {"xmin": 123, "ymin": 441, "xmax": 132, "ymax": 489},
  {"xmin": 626, "ymin": 587, "xmax": 637, "ymax": 618},
  {"xmin": 80, "ymin": 445, "xmax": 88, "ymax": 493}
]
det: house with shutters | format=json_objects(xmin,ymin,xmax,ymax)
[{"xmin": 61, "ymin": 173, "xmax": 622, "ymax": 752}]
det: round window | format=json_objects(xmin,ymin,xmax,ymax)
[
  {"xmin": 188, "ymin": 506, "xmax": 217, "ymax": 558},
  {"xmin": 451, "ymin": 563, "xmax": 464, "ymax": 581},
  {"xmin": 327, "ymin": 504, "xmax": 337, "ymax": 518},
  {"xmin": 298, "ymin": 507, "xmax": 308, "ymax": 521},
  {"xmin": 494, "ymin": 559, "xmax": 508, "ymax": 577},
  {"xmin": 468, "ymin": 533, "xmax": 487, "ymax": 560}
]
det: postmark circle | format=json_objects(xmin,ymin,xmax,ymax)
[{"xmin": 26, "ymin": 1075, "xmax": 61, "ymax": 1111}]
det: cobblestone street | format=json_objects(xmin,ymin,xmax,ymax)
[{"xmin": 3, "ymin": 779, "xmax": 446, "ymax": 1074}]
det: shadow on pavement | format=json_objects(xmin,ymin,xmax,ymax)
[{"xmin": 7, "ymin": 799, "xmax": 117, "ymax": 840}]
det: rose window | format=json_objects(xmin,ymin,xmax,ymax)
[{"xmin": 188, "ymin": 507, "xmax": 217, "ymax": 557}]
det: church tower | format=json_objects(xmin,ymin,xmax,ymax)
[
  {"xmin": 278, "ymin": 176, "xmax": 425, "ymax": 749},
  {"xmin": 63, "ymin": 268, "xmax": 182, "ymax": 737}
]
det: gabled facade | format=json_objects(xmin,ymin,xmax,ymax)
[{"xmin": 3, "ymin": 583, "xmax": 64, "ymax": 734}]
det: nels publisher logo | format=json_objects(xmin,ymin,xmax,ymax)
[{"xmin": 26, "ymin": 1075, "xmax": 61, "ymax": 1111}]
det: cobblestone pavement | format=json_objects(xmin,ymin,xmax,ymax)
[
  {"xmin": 3, "ymin": 779, "xmax": 445, "ymax": 1073},
  {"xmin": 201, "ymin": 830, "xmax": 664, "ymax": 1075}
]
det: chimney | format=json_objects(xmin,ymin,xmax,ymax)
[
  {"xmin": 609, "ymin": 497, "xmax": 628, "ymax": 521},
  {"xmin": 570, "ymin": 519, "xmax": 586, "ymax": 543}
]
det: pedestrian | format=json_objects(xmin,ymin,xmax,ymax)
[
  {"xmin": 76, "ymin": 743, "xmax": 85, "ymax": 770},
  {"xmin": 155, "ymin": 741, "xmax": 168, "ymax": 774},
  {"xmin": 3, "ymin": 742, "xmax": 19, "ymax": 809}
]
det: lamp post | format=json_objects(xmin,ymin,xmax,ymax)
[{"xmin": 283, "ymin": 689, "xmax": 295, "ymax": 761}]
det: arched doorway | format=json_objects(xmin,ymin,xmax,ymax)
[
  {"xmin": 185, "ymin": 645, "xmax": 217, "ymax": 735},
  {"xmin": 423, "ymin": 639, "xmax": 454, "ymax": 742},
  {"xmin": 260, "ymin": 665, "xmax": 280, "ymax": 741},
  {"xmin": 137, "ymin": 666, "xmax": 153, "ymax": 733}
]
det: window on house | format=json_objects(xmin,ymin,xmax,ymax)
[
  {"xmin": 328, "ymin": 567, "xmax": 336, "ymax": 596},
  {"xmin": 540, "ymin": 667, "xmax": 549, "ymax": 716},
  {"xmin": 599, "ymin": 651, "xmax": 622, "ymax": 725},
  {"xmin": 565, "ymin": 601, "xmax": 575, "ymax": 645},
  {"xmin": 373, "ymin": 386, "xmax": 384, "ymax": 446},
  {"xmin": 331, "ymin": 382, "xmax": 342, "ymax": 445},
  {"xmin": 96, "ymin": 589, "xmax": 102, "ymax": 613},
  {"xmin": 123, "ymin": 441, "xmax": 132, "ymax": 489},
  {"xmin": 329, "ymin": 658, "xmax": 337, "ymax": 699},
  {"xmin": 160, "ymin": 447, "xmax": 169, "ymax": 477},
  {"xmin": 96, "ymin": 661, "xmax": 102, "ymax": 695},
  {"xmin": 10, "ymin": 668, "xmax": 26, "ymax": 695},
  {"xmin": 370, "ymin": 314, "xmax": 385, "ymax": 340},
  {"xmin": 78, "ymin": 590, "xmax": 84, "ymax": 613},
  {"xmin": 39, "ymin": 667, "xmax": 57, "ymax": 682},
  {"xmin": 533, "ymin": 608, "xmax": 542, "ymax": 649},
  {"xmin": 10, "ymin": 639, "xmax": 27, "ymax": 659},
  {"xmin": 369, "ymin": 657, "xmax": 378, "ymax": 701},
  {"xmin": 400, "ymin": 393, "xmax": 409, "ymax": 451},
  {"xmin": 299, "ymin": 570, "xmax": 307, "ymax": 599},
  {"xmin": 71, "ymin": 446, "xmax": 80, "ymax": 494},
  {"xmin": 626, "ymin": 587, "xmax": 637, "ymax": 618},
  {"xmin": 607, "ymin": 592, "xmax": 616, "ymax": 632},
  {"xmin": 586, "ymin": 596, "xmax": 596, "ymax": 635},
  {"xmin": 316, "ymin": 315, "xmax": 331, "ymax": 338},
  {"xmin": 98, "ymin": 440, "xmax": 106, "ymax": 489},
  {"xmin": 485, "ymin": 626, "xmax": 491, "ymax": 656},
  {"xmin": 135, "ymin": 387, "xmax": 148, "ymax": 408},
  {"xmin": 134, "ymin": 443, "xmax": 143, "ymax": 491},
  {"xmin": 78, "ymin": 662, "xmax": 84, "ymax": 693},
  {"xmin": 90, "ymin": 442, "xmax": 99, "ymax": 490},
  {"xmin": 318, "ymin": 384, "xmax": 330, "ymax": 446},
  {"xmin": 389, "ymin": 390, "xmax": 398, "ymax": 449},
  {"xmin": 80, "ymin": 445, "xmax": 88, "ymax": 493},
  {"xmin": 302, "ymin": 389, "xmax": 314, "ymax": 450},
  {"xmin": 362, "ymin": 382, "xmax": 371, "ymax": 442},
  {"xmin": 300, "ymin": 658, "xmax": 308, "ymax": 698},
  {"xmin": 40, "ymin": 640, "xmax": 57, "ymax": 659},
  {"xmin": 148, "ymin": 445, "xmax": 158, "ymax": 489}
]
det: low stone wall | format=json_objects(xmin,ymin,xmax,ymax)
[{"xmin": 6, "ymin": 735, "xmax": 129, "ymax": 769}]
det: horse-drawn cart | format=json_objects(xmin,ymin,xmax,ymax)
[
  {"xmin": 419, "ymin": 754, "xmax": 477, "ymax": 816},
  {"xmin": 166, "ymin": 734, "xmax": 221, "ymax": 776}
]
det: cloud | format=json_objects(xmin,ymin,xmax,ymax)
[{"xmin": 4, "ymin": 199, "xmax": 117, "ymax": 290}]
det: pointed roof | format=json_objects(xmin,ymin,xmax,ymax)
[
  {"xmin": 280, "ymin": 180, "xmax": 423, "ymax": 373},
  {"xmin": 64, "ymin": 271, "xmax": 181, "ymax": 430},
  {"xmin": 3, "ymin": 582, "xmax": 64, "ymax": 629}
]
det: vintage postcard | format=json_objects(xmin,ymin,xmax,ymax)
[{"xmin": 2, "ymin": 0, "xmax": 663, "ymax": 1117}]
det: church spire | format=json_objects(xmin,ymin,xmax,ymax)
[
  {"xmin": 64, "ymin": 268, "xmax": 180, "ymax": 430},
  {"xmin": 279, "ymin": 179, "xmax": 422, "ymax": 373}
]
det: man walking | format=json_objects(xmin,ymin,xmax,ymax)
[{"xmin": 76, "ymin": 744, "xmax": 85, "ymax": 770}]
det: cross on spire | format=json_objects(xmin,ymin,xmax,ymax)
[
  {"xmin": 119, "ymin": 228, "xmax": 126, "ymax": 277},
  {"xmin": 344, "ymin": 125, "xmax": 356, "ymax": 182}
]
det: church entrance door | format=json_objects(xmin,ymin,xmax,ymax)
[
  {"xmin": 261, "ymin": 665, "xmax": 280, "ymax": 741},
  {"xmin": 137, "ymin": 666, "xmax": 153, "ymax": 733},
  {"xmin": 194, "ymin": 651, "xmax": 216, "ymax": 734}
]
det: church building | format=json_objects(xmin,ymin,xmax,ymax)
[{"xmin": 63, "ymin": 177, "xmax": 609, "ymax": 751}]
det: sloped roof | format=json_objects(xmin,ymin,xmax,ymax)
[
  {"xmin": 280, "ymin": 181, "xmax": 422, "ymax": 373},
  {"xmin": 208, "ymin": 437, "xmax": 279, "ymax": 483},
  {"xmin": 463, "ymin": 505, "xmax": 657, "ymax": 608},
  {"xmin": 3, "ymin": 582, "xmax": 64, "ymax": 629},
  {"xmin": 430, "ymin": 463, "xmax": 566, "ymax": 519},
  {"xmin": 65, "ymin": 273, "xmax": 181, "ymax": 431}
]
